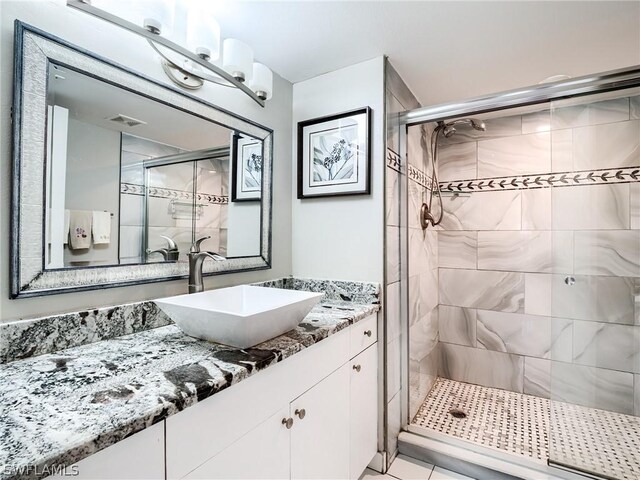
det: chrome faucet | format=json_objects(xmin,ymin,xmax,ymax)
[{"xmin": 188, "ymin": 236, "xmax": 225, "ymax": 294}]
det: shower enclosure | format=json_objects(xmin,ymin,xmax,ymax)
[{"xmin": 390, "ymin": 66, "xmax": 640, "ymax": 480}]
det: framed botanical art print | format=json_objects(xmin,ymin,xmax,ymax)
[
  {"xmin": 297, "ymin": 107, "xmax": 371, "ymax": 198},
  {"xmin": 232, "ymin": 134, "xmax": 263, "ymax": 202}
]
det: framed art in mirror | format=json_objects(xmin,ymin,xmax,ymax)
[{"xmin": 231, "ymin": 133, "xmax": 263, "ymax": 202}]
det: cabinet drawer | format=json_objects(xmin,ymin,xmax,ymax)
[{"xmin": 350, "ymin": 314, "xmax": 377, "ymax": 358}]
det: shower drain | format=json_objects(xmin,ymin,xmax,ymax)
[{"xmin": 448, "ymin": 408, "xmax": 468, "ymax": 419}]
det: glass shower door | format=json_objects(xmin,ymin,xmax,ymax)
[{"xmin": 548, "ymin": 88, "xmax": 640, "ymax": 479}]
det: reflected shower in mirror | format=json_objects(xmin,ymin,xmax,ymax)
[{"xmin": 44, "ymin": 63, "xmax": 262, "ymax": 269}]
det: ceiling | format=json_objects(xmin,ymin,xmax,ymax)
[
  {"xmin": 214, "ymin": 1, "xmax": 640, "ymax": 106},
  {"xmin": 47, "ymin": 63, "xmax": 232, "ymax": 151}
]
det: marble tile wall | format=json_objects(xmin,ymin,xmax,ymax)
[
  {"xmin": 407, "ymin": 123, "xmax": 440, "ymax": 421},
  {"xmin": 119, "ymin": 135, "xmax": 228, "ymax": 264},
  {"xmin": 477, "ymin": 132, "xmax": 551, "ymax": 178},
  {"xmin": 385, "ymin": 61, "xmax": 421, "ymax": 460},
  {"xmin": 435, "ymin": 93, "xmax": 640, "ymax": 415},
  {"xmin": 386, "ymin": 61, "xmax": 441, "ymax": 455},
  {"xmin": 635, "ymin": 374, "xmax": 640, "ymax": 416}
]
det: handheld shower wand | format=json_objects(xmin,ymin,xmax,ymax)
[{"xmin": 420, "ymin": 118, "xmax": 486, "ymax": 229}]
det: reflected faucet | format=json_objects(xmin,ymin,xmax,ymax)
[
  {"xmin": 148, "ymin": 235, "xmax": 179, "ymax": 261},
  {"xmin": 188, "ymin": 236, "xmax": 225, "ymax": 294}
]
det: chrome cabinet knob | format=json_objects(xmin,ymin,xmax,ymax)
[
  {"xmin": 353, "ymin": 364, "xmax": 361, "ymax": 372},
  {"xmin": 282, "ymin": 417, "xmax": 293, "ymax": 429},
  {"xmin": 364, "ymin": 330, "xmax": 372, "ymax": 337},
  {"xmin": 295, "ymin": 408, "xmax": 306, "ymax": 419}
]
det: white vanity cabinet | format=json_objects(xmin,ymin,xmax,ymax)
[
  {"xmin": 182, "ymin": 406, "xmax": 292, "ymax": 480},
  {"xmin": 50, "ymin": 315, "xmax": 378, "ymax": 480},
  {"xmin": 290, "ymin": 362, "xmax": 351, "ymax": 480},
  {"xmin": 48, "ymin": 422, "xmax": 165, "ymax": 480},
  {"xmin": 168, "ymin": 314, "xmax": 379, "ymax": 480},
  {"xmin": 349, "ymin": 344, "xmax": 379, "ymax": 479},
  {"xmin": 184, "ymin": 363, "xmax": 352, "ymax": 480}
]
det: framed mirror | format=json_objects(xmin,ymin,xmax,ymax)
[{"xmin": 11, "ymin": 22, "xmax": 272, "ymax": 298}]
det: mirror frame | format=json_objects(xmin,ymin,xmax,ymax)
[{"xmin": 10, "ymin": 22, "xmax": 273, "ymax": 298}]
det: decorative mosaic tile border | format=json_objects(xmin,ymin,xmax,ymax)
[
  {"xmin": 0, "ymin": 301, "xmax": 172, "ymax": 364},
  {"xmin": 121, "ymin": 183, "xmax": 228, "ymax": 205},
  {"xmin": 387, "ymin": 148, "xmax": 403, "ymax": 174},
  {"xmin": 387, "ymin": 152, "xmax": 434, "ymax": 190},
  {"xmin": 440, "ymin": 166, "xmax": 640, "ymax": 193},
  {"xmin": 386, "ymin": 148, "xmax": 435, "ymax": 191},
  {"xmin": 408, "ymin": 164, "xmax": 433, "ymax": 189}
]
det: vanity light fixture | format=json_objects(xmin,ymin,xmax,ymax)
[{"xmin": 67, "ymin": 0, "xmax": 273, "ymax": 106}]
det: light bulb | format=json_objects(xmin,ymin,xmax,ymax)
[
  {"xmin": 186, "ymin": 5, "xmax": 220, "ymax": 61},
  {"xmin": 89, "ymin": 0, "xmax": 175, "ymax": 35},
  {"xmin": 222, "ymin": 39, "xmax": 253, "ymax": 83},
  {"xmin": 143, "ymin": 0, "xmax": 175, "ymax": 35},
  {"xmin": 250, "ymin": 63, "xmax": 273, "ymax": 101}
]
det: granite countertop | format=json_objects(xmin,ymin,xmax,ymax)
[{"xmin": 0, "ymin": 299, "xmax": 379, "ymax": 480}]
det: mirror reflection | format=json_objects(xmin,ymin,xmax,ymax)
[{"xmin": 44, "ymin": 63, "xmax": 262, "ymax": 269}]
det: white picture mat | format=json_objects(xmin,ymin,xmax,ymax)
[
  {"xmin": 301, "ymin": 114, "xmax": 368, "ymax": 196},
  {"xmin": 308, "ymin": 123, "xmax": 359, "ymax": 187},
  {"xmin": 240, "ymin": 140, "xmax": 262, "ymax": 193}
]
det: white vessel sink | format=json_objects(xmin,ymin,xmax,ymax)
[{"xmin": 155, "ymin": 285, "xmax": 324, "ymax": 348}]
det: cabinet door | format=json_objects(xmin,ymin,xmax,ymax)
[
  {"xmin": 183, "ymin": 406, "xmax": 290, "ymax": 480},
  {"xmin": 291, "ymin": 363, "xmax": 350, "ymax": 480},
  {"xmin": 349, "ymin": 344, "xmax": 378, "ymax": 480},
  {"xmin": 48, "ymin": 422, "xmax": 165, "ymax": 480}
]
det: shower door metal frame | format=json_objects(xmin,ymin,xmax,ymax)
[
  {"xmin": 396, "ymin": 63, "xmax": 640, "ymax": 472},
  {"xmin": 399, "ymin": 65, "xmax": 640, "ymax": 127}
]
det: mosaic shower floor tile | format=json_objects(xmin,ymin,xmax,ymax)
[{"xmin": 411, "ymin": 378, "xmax": 640, "ymax": 480}]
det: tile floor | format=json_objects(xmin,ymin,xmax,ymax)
[
  {"xmin": 412, "ymin": 378, "xmax": 640, "ymax": 480},
  {"xmin": 361, "ymin": 455, "xmax": 474, "ymax": 480}
]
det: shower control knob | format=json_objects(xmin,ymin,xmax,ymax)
[
  {"xmin": 282, "ymin": 417, "xmax": 293, "ymax": 429},
  {"xmin": 353, "ymin": 364, "xmax": 361, "ymax": 372},
  {"xmin": 295, "ymin": 408, "xmax": 306, "ymax": 419},
  {"xmin": 364, "ymin": 330, "xmax": 372, "ymax": 337},
  {"xmin": 564, "ymin": 276, "xmax": 576, "ymax": 286}
]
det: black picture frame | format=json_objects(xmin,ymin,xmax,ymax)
[
  {"xmin": 231, "ymin": 133, "xmax": 263, "ymax": 202},
  {"xmin": 297, "ymin": 107, "xmax": 372, "ymax": 199}
]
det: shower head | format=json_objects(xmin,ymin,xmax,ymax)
[
  {"xmin": 426, "ymin": 117, "xmax": 487, "ymax": 229},
  {"xmin": 469, "ymin": 118, "xmax": 486, "ymax": 131},
  {"xmin": 441, "ymin": 118, "xmax": 486, "ymax": 137}
]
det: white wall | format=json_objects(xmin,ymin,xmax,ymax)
[
  {"xmin": 63, "ymin": 118, "xmax": 120, "ymax": 266},
  {"xmin": 226, "ymin": 202, "xmax": 261, "ymax": 257},
  {"xmin": 291, "ymin": 57, "xmax": 385, "ymax": 283},
  {"xmin": 0, "ymin": 0, "xmax": 292, "ymax": 322}
]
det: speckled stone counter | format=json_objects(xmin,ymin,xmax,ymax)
[{"xmin": 0, "ymin": 298, "xmax": 379, "ymax": 480}]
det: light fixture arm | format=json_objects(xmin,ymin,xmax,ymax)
[
  {"xmin": 147, "ymin": 40, "xmax": 234, "ymax": 88},
  {"xmin": 66, "ymin": 0, "xmax": 266, "ymax": 107}
]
